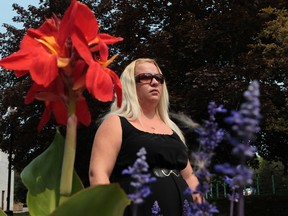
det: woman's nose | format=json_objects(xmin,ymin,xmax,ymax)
[{"xmin": 150, "ymin": 77, "xmax": 160, "ymax": 85}]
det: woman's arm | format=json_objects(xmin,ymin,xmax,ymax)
[
  {"xmin": 89, "ymin": 114, "xmax": 122, "ymax": 186},
  {"xmin": 181, "ymin": 160, "xmax": 202, "ymax": 202}
]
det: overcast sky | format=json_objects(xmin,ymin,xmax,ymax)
[{"xmin": 0, "ymin": 0, "xmax": 39, "ymax": 33}]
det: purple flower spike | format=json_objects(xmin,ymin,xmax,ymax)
[
  {"xmin": 189, "ymin": 102, "xmax": 223, "ymax": 213},
  {"xmin": 183, "ymin": 200, "xmax": 193, "ymax": 216},
  {"xmin": 195, "ymin": 102, "xmax": 226, "ymax": 152},
  {"xmin": 225, "ymin": 80, "xmax": 261, "ymax": 142},
  {"xmin": 151, "ymin": 201, "xmax": 163, "ymax": 216},
  {"xmin": 122, "ymin": 147, "xmax": 156, "ymax": 204},
  {"xmin": 215, "ymin": 80, "xmax": 261, "ymax": 216}
]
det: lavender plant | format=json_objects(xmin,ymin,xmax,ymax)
[
  {"xmin": 214, "ymin": 80, "xmax": 261, "ymax": 216},
  {"xmin": 183, "ymin": 199, "xmax": 193, "ymax": 216},
  {"xmin": 122, "ymin": 147, "xmax": 156, "ymax": 215},
  {"xmin": 122, "ymin": 81, "xmax": 260, "ymax": 216},
  {"xmin": 188, "ymin": 102, "xmax": 226, "ymax": 215},
  {"xmin": 151, "ymin": 201, "xmax": 163, "ymax": 216}
]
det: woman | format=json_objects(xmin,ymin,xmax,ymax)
[{"xmin": 89, "ymin": 58, "xmax": 200, "ymax": 216}]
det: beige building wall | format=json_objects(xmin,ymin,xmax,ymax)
[{"xmin": 0, "ymin": 151, "xmax": 14, "ymax": 211}]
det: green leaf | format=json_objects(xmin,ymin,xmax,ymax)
[
  {"xmin": 21, "ymin": 132, "xmax": 84, "ymax": 216},
  {"xmin": 0, "ymin": 209, "xmax": 6, "ymax": 216},
  {"xmin": 50, "ymin": 184, "xmax": 130, "ymax": 216}
]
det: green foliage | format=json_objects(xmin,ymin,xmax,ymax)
[
  {"xmin": 0, "ymin": 209, "xmax": 6, "ymax": 216},
  {"xmin": 14, "ymin": 172, "xmax": 28, "ymax": 203},
  {"xmin": 255, "ymin": 157, "xmax": 285, "ymax": 175},
  {"xmin": 1, "ymin": 0, "xmax": 288, "ymax": 189},
  {"xmin": 20, "ymin": 131, "xmax": 130, "ymax": 216},
  {"xmin": 249, "ymin": 6, "xmax": 288, "ymax": 72},
  {"xmin": 21, "ymin": 132, "xmax": 84, "ymax": 216},
  {"xmin": 247, "ymin": 6, "xmax": 288, "ymax": 170},
  {"xmin": 50, "ymin": 184, "xmax": 130, "ymax": 216}
]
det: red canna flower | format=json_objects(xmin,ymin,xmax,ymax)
[{"xmin": 0, "ymin": 0, "xmax": 123, "ymax": 131}]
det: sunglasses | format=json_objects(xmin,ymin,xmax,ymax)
[{"xmin": 135, "ymin": 73, "xmax": 165, "ymax": 84}]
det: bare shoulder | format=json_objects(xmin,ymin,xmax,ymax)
[
  {"xmin": 97, "ymin": 114, "xmax": 121, "ymax": 133},
  {"xmin": 102, "ymin": 114, "xmax": 121, "ymax": 125},
  {"xmin": 93, "ymin": 114, "xmax": 122, "ymax": 150}
]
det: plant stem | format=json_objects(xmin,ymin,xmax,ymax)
[
  {"xmin": 229, "ymin": 200, "xmax": 234, "ymax": 216},
  {"xmin": 60, "ymin": 114, "xmax": 77, "ymax": 196},
  {"xmin": 237, "ymin": 186, "xmax": 244, "ymax": 216},
  {"xmin": 238, "ymin": 153, "xmax": 246, "ymax": 216}
]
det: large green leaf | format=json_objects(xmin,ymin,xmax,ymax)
[
  {"xmin": 0, "ymin": 209, "xmax": 6, "ymax": 216},
  {"xmin": 21, "ymin": 132, "xmax": 84, "ymax": 216},
  {"xmin": 50, "ymin": 184, "xmax": 130, "ymax": 216}
]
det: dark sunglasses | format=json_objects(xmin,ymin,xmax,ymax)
[{"xmin": 135, "ymin": 73, "xmax": 165, "ymax": 84}]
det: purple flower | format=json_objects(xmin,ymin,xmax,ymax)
[
  {"xmin": 231, "ymin": 140, "xmax": 257, "ymax": 158},
  {"xmin": 214, "ymin": 163, "xmax": 237, "ymax": 176},
  {"xmin": 192, "ymin": 152, "xmax": 212, "ymax": 172},
  {"xmin": 195, "ymin": 181, "xmax": 210, "ymax": 195},
  {"xmin": 191, "ymin": 201, "xmax": 219, "ymax": 216},
  {"xmin": 128, "ymin": 186, "xmax": 151, "ymax": 204},
  {"xmin": 225, "ymin": 80, "xmax": 261, "ymax": 142},
  {"xmin": 215, "ymin": 80, "xmax": 261, "ymax": 216},
  {"xmin": 151, "ymin": 201, "xmax": 162, "ymax": 216},
  {"xmin": 227, "ymin": 192, "xmax": 240, "ymax": 202},
  {"xmin": 199, "ymin": 202, "xmax": 219, "ymax": 214},
  {"xmin": 223, "ymin": 176, "xmax": 239, "ymax": 189},
  {"xmin": 195, "ymin": 102, "xmax": 226, "ymax": 152},
  {"xmin": 188, "ymin": 102, "xmax": 223, "ymax": 214},
  {"xmin": 215, "ymin": 164, "xmax": 253, "ymax": 187},
  {"xmin": 183, "ymin": 200, "xmax": 193, "ymax": 216},
  {"xmin": 122, "ymin": 147, "xmax": 156, "ymax": 204},
  {"xmin": 193, "ymin": 102, "xmax": 226, "ymax": 186},
  {"xmin": 216, "ymin": 80, "xmax": 261, "ymax": 179}
]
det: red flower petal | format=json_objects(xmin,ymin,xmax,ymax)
[
  {"xmin": 25, "ymin": 83, "xmax": 43, "ymax": 104},
  {"xmin": 52, "ymin": 101, "xmax": 68, "ymax": 125},
  {"xmin": 14, "ymin": 70, "xmax": 28, "ymax": 77},
  {"xmin": 0, "ymin": 49, "xmax": 33, "ymax": 72},
  {"xmin": 20, "ymin": 34, "xmax": 40, "ymax": 49},
  {"xmin": 71, "ymin": 30, "xmax": 93, "ymax": 63},
  {"xmin": 98, "ymin": 40, "xmax": 109, "ymax": 62},
  {"xmin": 98, "ymin": 33, "xmax": 124, "ymax": 44},
  {"xmin": 86, "ymin": 61, "xmax": 114, "ymax": 101},
  {"xmin": 57, "ymin": 0, "xmax": 78, "ymax": 46},
  {"xmin": 76, "ymin": 99, "xmax": 91, "ymax": 126},
  {"xmin": 29, "ymin": 51, "xmax": 59, "ymax": 87},
  {"xmin": 27, "ymin": 18, "xmax": 58, "ymax": 39},
  {"xmin": 73, "ymin": 2, "xmax": 99, "ymax": 42},
  {"xmin": 37, "ymin": 105, "xmax": 51, "ymax": 132},
  {"xmin": 106, "ymin": 68, "xmax": 122, "ymax": 107}
]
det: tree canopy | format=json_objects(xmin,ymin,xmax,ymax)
[{"xmin": 0, "ymin": 0, "xmax": 288, "ymax": 186}]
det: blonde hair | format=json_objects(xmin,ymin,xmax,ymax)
[{"xmin": 109, "ymin": 58, "xmax": 185, "ymax": 143}]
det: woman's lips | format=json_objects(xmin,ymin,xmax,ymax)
[{"xmin": 150, "ymin": 89, "xmax": 160, "ymax": 94}]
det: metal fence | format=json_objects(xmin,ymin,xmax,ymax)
[{"xmin": 206, "ymin": 173, "xmax": 288, "ymax": 199}]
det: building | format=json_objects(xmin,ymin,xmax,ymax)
[{"xmin": 0, "ymin": 151, "xmax": 14, "ymax": 211}]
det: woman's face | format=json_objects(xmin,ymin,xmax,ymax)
[{"xmin": 134, "ymin": 62, "xmax": 164, "ymax": 105}]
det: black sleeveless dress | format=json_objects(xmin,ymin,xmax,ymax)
[{"xmin": 110, "ymin": 117, "xmax": 193, "ymax": 216}]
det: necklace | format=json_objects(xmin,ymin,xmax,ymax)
[{"xmin": 139, "ymin": 118, "xmax": 156, "ymax": 133}]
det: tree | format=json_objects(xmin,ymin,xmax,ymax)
[
  {"xmin": 1, "ymin": 0, "xmax": 288, "ymax": 185},
  {"xmin": 245, "ymin": 6, "xmax": 288, "ymax": 172}
]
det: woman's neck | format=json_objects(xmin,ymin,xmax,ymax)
[
  {"xmin": 139, "ymin": 101, "xmax": 158, "ymax": 118},
  {"xmin": 140, "ymin": 108, "xmax": 157, "ymax": 119}
]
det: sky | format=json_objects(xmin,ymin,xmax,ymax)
[{"xmin": 0, "ymin": 0, "xmax": 39, "ymax": 33}]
